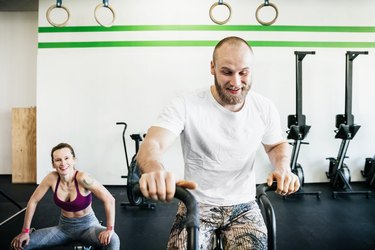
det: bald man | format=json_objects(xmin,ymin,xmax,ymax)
[{"xmin": 137, "ymin": 36, "xmax": 300, "ymax": 249}]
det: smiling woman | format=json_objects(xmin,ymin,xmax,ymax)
[{"xmin": 10, "ymin": 142, "xmax": 120, "ymax": 250}]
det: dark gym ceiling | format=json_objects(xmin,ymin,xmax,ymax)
[{"xmin": 0, "ymin": 0, "xmax": 38, "ymax": 11}]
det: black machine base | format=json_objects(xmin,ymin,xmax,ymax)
[
  {"xmin": 284, "ymin": 188, "xmax": 321, "ymax": 199},
  {"xmin": 289, "ymin": 164, "xmax": 321, "ymax": 199},
  {"xmin": 120, "ymin": 199, "xmax": 156, "ymax": 210},
  {"xmin": 361, "ymin": 156, "xmax": 375, "ymax": 187},
  {"xmin": 332, "ymin": 190, "xmax": 371, "ymax": 199},
  {"xmin": 326, "ymin": 158, "xmax": 372, "ymax": 199}
]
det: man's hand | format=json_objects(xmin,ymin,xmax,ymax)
[
  {"xmin": 139, "ymin": 170, "xmax": 197, "ymax": 202},
  {"xmin": 267, "ymin": 168, "xmax": 300, "ymax": 196},
  {"xmin": 176, "ymin": 180, "xmax": 198, "ymax": 190}
]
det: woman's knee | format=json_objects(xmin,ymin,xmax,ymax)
[{"xmin": 107, "ymin": 232, "xmax": 120, "ymax": 249}]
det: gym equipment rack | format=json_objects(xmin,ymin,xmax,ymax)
[
  {"xmin": 325, "ymin": 51, "xmax": 371, "ymax": 198},
  {"xmin": 287, "ymin": 51, "xmax": 321, "ymax": 198}
]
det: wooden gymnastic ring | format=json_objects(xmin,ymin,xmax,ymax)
[
  {"xmin": 255, "ymin": 2, "xmax": 278, "ymax": 26},
  {"xmin": 209, "ymin": 1, "xmax": 232, "ymax": 25},
  {"xmin": 46, "ymin": 4, "xmax": 70, "ymax": 27},
  {"xmin": 94, "ymin": 3, "xmax": 116, "ymax": 27}
]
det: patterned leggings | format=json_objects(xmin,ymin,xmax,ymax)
[
  {"xmin": 22, "ymin": 212, "xmax": 120, "ymax": 250},
  {"xmin": 167, "ymin": 201, "xmax": 267, "ymax": 250}
]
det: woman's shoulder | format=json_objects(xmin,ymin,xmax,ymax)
[
  {"xmin": 76, "ymin": 170, "xmax": 89, "ymax": 180},
  {"xmin": 40, "ymin": 171, "xmax": 58, "ymax": 186},
  {"xmin": 76, "ymin": 170, "xmax": 96, "ymax": 189}
]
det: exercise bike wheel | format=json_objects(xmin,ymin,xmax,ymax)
[
  {"xmin": 292, "ymin": 164, "xmax": 305, "ymax": 186},
  {"xmin": 337, "ymin": 165, "xmax": 351, "ymax": 190},
  {"xmin": 126, "ymin": 158, "xmax": 143, "ymax": 206},
  {"xmin": 127, "ymin": 184, "xmax": 143, "ymax": 206},
  {"xmin": 326, "ymin": 158, "xmax": 336, "ymax": 179}
]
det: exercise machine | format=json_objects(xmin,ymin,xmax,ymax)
[
  {"xmin": 361, "ymin": 155, "xmax": 375, "ymax": 188},
  {"xmin": 133, "ymin": 184, "xmax": 199, "ymax": 250},
  {"xmin": 116, "ymin": 122, "xmax": 156, "ymax": 209},
  {"xmin": 325, "ymin": 51, "xmax": 371, "ymax": 198},
  {"xmin": 286, "ymin": 51, "xmax": 321, "ymax": 198},
  {"xmin": 212, "ymin": 183, "xmax": 277, "ymax": 250}
]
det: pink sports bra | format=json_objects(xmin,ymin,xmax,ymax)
[{"xmin": 53, "ymin": 171, "xmax": 92, "ymax": 212}]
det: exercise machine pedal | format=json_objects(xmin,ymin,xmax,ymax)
[
  {"xmin": 286, "ymin": 51, "xmax": 321, "ymax": 199},
  {"xmin": 116, "ymin": 122, "xmax": 156, "ymax": 209},
  {"xmin": 325, "ymin": 51, "xmax": 371, "ymax": 199}
]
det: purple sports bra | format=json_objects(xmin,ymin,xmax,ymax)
[{"xmin": 53, "ymin": 171, "xmax": 92, "ymax": 212}]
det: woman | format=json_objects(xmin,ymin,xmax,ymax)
[{"xmin": 11, "ymin": 142, "xmax": 120, "ymax": 250}]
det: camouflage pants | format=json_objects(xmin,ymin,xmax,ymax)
[{"xmin": 167, "ymin": 201, "xmax": 267, "ymax": 250}]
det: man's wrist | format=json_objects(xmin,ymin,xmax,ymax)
[
  {"xmin": 142, "ymin": 160, "xmax": 165, "ymax": 172},
  {"xmin": 106, "ymin": 226, "xmax": 113, "ymax": 231},
  {"xmin": 22, "ymin": 228, "xmax": 30, "ymax": 234}
]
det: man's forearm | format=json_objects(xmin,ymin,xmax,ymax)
[
  {"xmin": 136, "ymin": 140, "xmax": 165, "ymax": 173},
  {"xmin": 266, "ymin": 141, "xmax": 291, "ymax": 171},
  {"xmin": 136, "ymin": 126, "xmax": 177, "ymax": 173}
]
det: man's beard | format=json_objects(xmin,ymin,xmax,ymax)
[{"xmin": 214, "ymin": 76, "xmax": 251, "ymax": 105}]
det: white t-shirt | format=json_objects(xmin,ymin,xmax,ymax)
[{"xmin": 154, "ymin": 88, "xmax": 284, "ymax": 206}]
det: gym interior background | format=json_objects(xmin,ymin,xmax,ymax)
[{"xmin": 1, "ymin": 0, "xmax": 375, "ymax": 249}]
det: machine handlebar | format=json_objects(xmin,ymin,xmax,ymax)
[
  {"xmin": 256, "ymin": 183, "xmax": 277, "ymax": 250},
  {"xmin": 132, "ymin": 184, "xmax": 199, "ymax": 250}
]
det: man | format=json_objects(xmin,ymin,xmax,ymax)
[{"xmin": 136, "ymin": 36, "xmax": 300, "ymax": 249}]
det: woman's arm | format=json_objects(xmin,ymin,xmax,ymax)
[
  {"xmin": 79, "ymin": 172, "xmax": 115, "ymax": 245},
  {"xmin": 11, "ymin": 173, "xmax": 54, "ymax": 250}
]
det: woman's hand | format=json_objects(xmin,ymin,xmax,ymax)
[
  {"xmin": 98, "ymin": 228, "xmax": 114, "ymax": 246},
  {"xmin": 11, "ymin": 233, "xmax": 30, "ymax": 250}
]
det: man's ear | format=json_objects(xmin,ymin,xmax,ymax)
[{"xmin": 210, "ymin": 61, "xmax": 215, "ymax": 75}]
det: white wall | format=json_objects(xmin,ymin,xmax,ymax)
[
  {"xmin": 31, "ymin": 0, "xmax": 375, "ymax": 184},
  {"xmin": 0, "ymin": 11, "xmax": 37, "ymax": 174}
]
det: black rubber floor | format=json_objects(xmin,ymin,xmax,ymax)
[{"xmin": 1, "ymin": 175, "xmax": 375, "ymax": 250}]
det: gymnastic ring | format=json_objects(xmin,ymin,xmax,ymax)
[
  {"xmin": 255, "ymin": 2, "xmax": 278, "ymax": 26},
  {"xmin": 209, "ymin": 1, "xmax": 232, "ymax": 25},
  {"xmin": 46, "ymin": 4, "xmax": 70, "ymax": 27},
  {"xmin": 94, "ymin": 3, "xmax": 116, "ymax": 27}
]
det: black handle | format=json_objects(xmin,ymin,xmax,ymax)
[
  {"xmin": 116, "ymin": 122, "xmax": 130, "ymax": 169},
  {"xmin": 256, "ymin": 183, "xmax": 277, "ymax": 250},
  {"xmin": 132, "ymin": 184, "xmax": 199, "ymax": 250}
]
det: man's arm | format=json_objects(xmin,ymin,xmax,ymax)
[
  {"xmin": 136, "ymin": 126, "xmax": 179, "ymax": 201},
  {"xmin": 264, "ymin": 141, "xmax": 300, "ymax": 195}
]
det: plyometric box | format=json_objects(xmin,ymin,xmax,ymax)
[{"xmin": 12, "ymin": 107, "xmax": 36, "ymax": 183}]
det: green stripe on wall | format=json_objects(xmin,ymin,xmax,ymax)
[
  {"xmin": 38, "ymin": 40, "xmax": 375, "ymax": 49},
  {"xmin": 38, "ymin": 25, "xmax": 375, "ymax": 33}
]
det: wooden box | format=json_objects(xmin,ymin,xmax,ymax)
[{"xmin": 12, "ymin": 107, "xmax": 36, "ymax": 183}]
